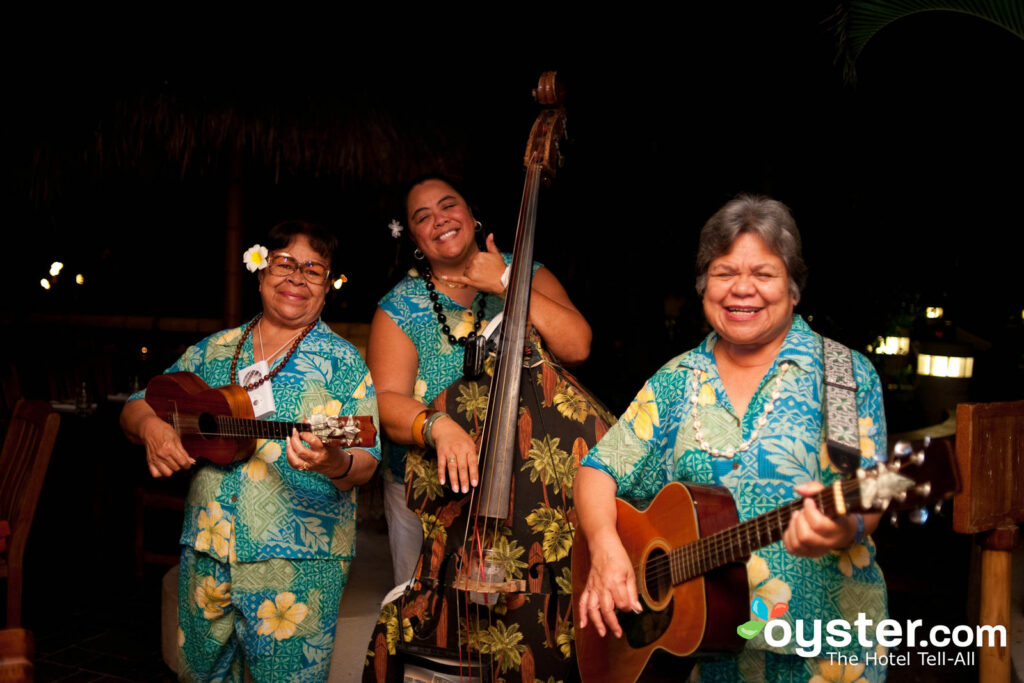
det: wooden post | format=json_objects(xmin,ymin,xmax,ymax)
[
  {"xmin": 953, "ymin": 400, "xmax": 1023, "ymax": 683},
  {"xmin": 224, "ymin": 150, "xmax": 244, "ymax": 328},
  {"xmin": 978, "ymin": 527, "xmax": 1016, "ymax": 682}
]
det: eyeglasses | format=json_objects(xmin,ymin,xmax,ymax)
[{"xmin": 267, "ymin": 253, "xmax": 330, "ymax": 284}]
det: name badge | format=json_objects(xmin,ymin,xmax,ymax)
[{"xmin": 238, "ymin": 360, "xmax": 276, "ymax": 419}]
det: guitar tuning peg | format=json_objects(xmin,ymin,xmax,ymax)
[
  {"xmin": 896, "ymin": 491, "xmax": 908, "ymax": 503},
  {"xmin": 893, "ymin": 441, "xmax": 913, "ymax": 458},
  {"xmin": 909, "ymin": 507, "xmax": 929, "ymax": 525},
  {"xmin": 910, "ymin": 451, "xmax": 925, "ymax": 466},
  {"xmin": 889, "ymin": 511, "xmax": 899, "ymax": 527},
  {"xmin": 914, "ymin": 483, "xmax": 932, "ymax": 497},
  {"xmin": 933, "ymin": 500, "xmax": 945, "ymax": 515}
]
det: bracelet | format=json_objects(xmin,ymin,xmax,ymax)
[
  {"xmin": 848, "ymin": 513, "xmax": 865, "ymax": 547},
  {"xmin": 330, "ymin": 450, "xmax": 354, "ymax": 480},
  {"xmin": 422, "ymin": 411, "xmax": 450, "ymax": 449},
  {"xmin": 411, "ymin": 410, "xmax": 429, "ymax": 448}
]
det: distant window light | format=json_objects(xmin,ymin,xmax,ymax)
[
  {"xmin": 925, "ymin": 307, "xmax": 943, "ymax": 319},
  {"xmin": 873, "ymin": 336, "xmax": 910, "ymax": 356},
  {"xmin": 40, "ymin": 278, "xmax": 51, "ymax": 290},
  {"xmin": 917, "ymin": 354, "xmax": 973, "ymax": 378},
  {"xmin": 49, "ymin": 261, "xmax": 63, "ymax": 277}
]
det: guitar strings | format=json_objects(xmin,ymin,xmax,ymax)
[{"xmin": 638, "ymin": 486, "xmax": 855, "ymax": 589}]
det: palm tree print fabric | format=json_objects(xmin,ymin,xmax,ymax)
[
  {"xmin": 581, "ymin": 316, "xmax": 888, "ymax": 680},
  {"xmin": 363, "ymin": 336, "xmax": 616, "ymax": 683}
]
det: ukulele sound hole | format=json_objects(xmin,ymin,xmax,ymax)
[
  {"xmin": 644, "ymin": 548, "xmax": 671, "ymax": 603},
  {"xmin": 198, "ymin": 412, "xmax": 218, "ymax": 439}
]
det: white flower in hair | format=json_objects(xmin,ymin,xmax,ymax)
[
  {"xmin": 243, "ymin": 244, "xmax": 269, "ymax": 272},
  {"xmin": 388, "ymin": 219, "xmax": 404, "ymax": 238}
]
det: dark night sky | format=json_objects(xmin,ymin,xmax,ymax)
[{"xmin": 7, "ymin": 8, "xmax": 1023, "ymax": 416}]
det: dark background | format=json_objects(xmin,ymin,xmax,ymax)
[
  {"xmin": 8, "ymin": 9, "xmax": 1022, "ymax": 418},
  {"xmin": 3, "ymin": 8, "xmax": 1022, "ymax": 681}
]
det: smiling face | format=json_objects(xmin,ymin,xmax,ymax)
[
  {"xmin": 703, "ymin": 232, "xmax": 796, "ymax": 354},
  {"xmin": 406, "ymin": 179, "xmax": 479, "ymax": 267},
  {"xmin": 258, "ymin": 234, "xmax": 329, "ymax": 329}
]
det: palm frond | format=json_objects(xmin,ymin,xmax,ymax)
[{"xmin": 833, "ymin": 0, "xmax": 1024, "ymax": 82}]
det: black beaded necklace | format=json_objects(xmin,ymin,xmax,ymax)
[{"xmin": 420, "ymin": 263, "xmax": 486, "ymax": 347}]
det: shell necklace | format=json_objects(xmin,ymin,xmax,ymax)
[{"xmin": 691, "ymin": 362, "xmax": 790, "ymax": 458}]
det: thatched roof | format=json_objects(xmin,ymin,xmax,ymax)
[{"xmin": 21, "ymin": 73, "xmax": 468, "ymax": 203}]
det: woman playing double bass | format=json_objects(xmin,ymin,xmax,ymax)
[
  {"xmin": 364, "ymin": 170, "xmax": 614, "ymax": 682},
  {"xmin": 370, "ymin": 175, "xmax": 592, "ymax": 586}
]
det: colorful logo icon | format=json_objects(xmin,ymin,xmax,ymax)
[{"xmin": 736, "ymin": 596, "xmax": 789, "ymax": 639}]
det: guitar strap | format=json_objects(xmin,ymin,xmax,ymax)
[{"xmin": 822, "ymin": 336, "xmax": 862, "ymax": 476}]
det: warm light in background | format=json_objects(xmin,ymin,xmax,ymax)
[
  {"xmin": 871, "ymin": 336, "xmax": 910, "ymax": 356},
  {"xmin": 925, "ymin": 307, "xmax": 943, "ymax": 319},
  {"xmin": 140, "ymin": 346, "xmax": 149, "ymax": 355},
  {"xmin": 333, "ymin": 275, "xmax": 348, "ymax": 290},
  {"xmin": 917, "ymin": 354, "xmax": 974, "ymax": 378},
  {"xmin": 75, "ymin": 273, "xmax": 85, "ymax": 285},
  {"xmin": 49, "ymin": 261, "xmax": 64, "ymax": 277},
  {"xmin": 40, "ymin": 279, "xmax": 51, "ymax": 290}
]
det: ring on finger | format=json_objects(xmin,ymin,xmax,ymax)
[{"xmin": 448, "ymin": 457, "xmax": 457, "ymax": 464}]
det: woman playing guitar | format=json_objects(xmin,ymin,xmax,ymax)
[{"xmin": 576, "ymin": 196, "xmax": 889, "ymax": 683}]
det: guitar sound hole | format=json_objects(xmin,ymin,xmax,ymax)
[
  {"xmin": 644, "ymin": 548, "xmax": 671, "ymax": 603},
  {"xmin": 198, "ymin": 412, "xmax": 218, "ymax": 439}
]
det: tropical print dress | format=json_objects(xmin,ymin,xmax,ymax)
[
  {"xmin": 365, "ymin": 288, "xmax": 615, "ymax": 682},
  {"xmin": 581, "ymin": 316, "xmax": 889, "ymax": 683},
  {"xmin": 377, "ymin": 256, "xmax": 538, "ymax": 483},
  {"xmin": 129, "ymin": 319, "xmax": 380, "ymax": 681}
]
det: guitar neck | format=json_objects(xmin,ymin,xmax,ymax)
[{"xmin": 669, "ymin": 480, "xmax": 861, "ymax": 585}]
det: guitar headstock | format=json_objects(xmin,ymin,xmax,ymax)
[
  {"xmin": 306, "ymin": 414, "xmax": 377, "ymax": 448},
  {"xmin": 849, "ymin": 437, "xmax": 961, "ymax": 522}
]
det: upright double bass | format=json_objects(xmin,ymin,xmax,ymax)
[{"xmin": 365, "ymin": 73, "xmax": 615, "ymax": 683}]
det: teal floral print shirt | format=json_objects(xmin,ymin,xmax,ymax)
[
  {"xmin": 129, "ymin": 319, "xmax": 380, "ymax": 563},
  {"xmin": 378, "ymin": 255, "xmax": 539, "ymax": 479},
  {"xmin": 582, "ymin": 315, "xmax": 888, "ymax": 658}
]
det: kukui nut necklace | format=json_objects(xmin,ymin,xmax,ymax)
[
  {"xmin": 420, "ymin": 263, "xmax": 485, "ymax": 347},
  {"xmin": 230, "ymin": 314, "xmax": 316, "ymax": 390},
  {"xmin": 691, "ymin": 361, "xmax": 790, "ymax": 458}
]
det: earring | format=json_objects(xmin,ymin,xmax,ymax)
[
  {"xmin": 474, "ymin": 220, "xmax": 483, "ymax": 233},
  {"xmin": 414, "ymin": 248, "xmax": 425, "ymax": 260}
]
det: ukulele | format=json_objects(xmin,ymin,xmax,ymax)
[
  {"xmin": 145, "ymin": 372, "xmax": 377, "ymax": 466},
  {"xmin": 570, "ymin": 437, "xmax": 960, "ymax": 683}
]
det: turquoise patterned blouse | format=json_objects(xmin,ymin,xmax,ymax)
[
  {"xmin": 378, "ymin": 255, "xmax": 539, "ymax": 480},
  {"xmin": 128, "ymin": 319, "xmax": 380, "ymax": 563},
  {"xmin": 581, "ymin": 315, "xmax": 888, "ymax": 658}
]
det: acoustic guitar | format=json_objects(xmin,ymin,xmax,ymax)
[
  {"xmin": 570, "ymin": 438, "xmax": 960, "ymax": 683},
  {"xmin": 144, "ymin": 372, "xmax": 377, "ymax": 466}
]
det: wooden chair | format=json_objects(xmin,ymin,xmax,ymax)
[{"xmin": 0, "ymin": 400, "xmax": 60, "ymax": 627}]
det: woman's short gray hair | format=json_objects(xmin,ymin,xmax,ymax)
[{"xmin": 694, "ymin": 194, "xmax": 807, "ymax": 301}]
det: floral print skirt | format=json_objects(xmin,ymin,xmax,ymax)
[{"xmin": 363, "ymin": 339, "xmax": 616, "ymax": 682}]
